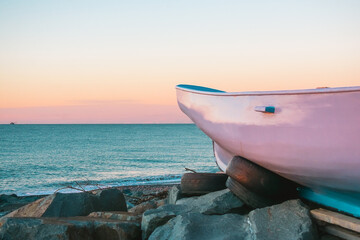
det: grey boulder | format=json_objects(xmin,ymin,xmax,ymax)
[
  {"xmin": 176, "ymin": 188, "xmax": 244, "ymax": 214},
  {"xmin": 143, "ymin": 198, "xmax": 317, "ymax": 240},
  {"xmin": 248, "ymin": 199, "xmax": 317, "ymax": 240},
  {"xmin": 141, "ymin": 204, "xmax": 187, "ymax": 240},
  {"xmin": 1, "ymin": 188, "xmax": 127, "ymax": 219},
  {"xmin": 149, "ymin": 212, "xmax": 251, "ymax": 240},
  {"xmin": 142, "ymin": 189, "xmax": 244, "ymax": 239}
]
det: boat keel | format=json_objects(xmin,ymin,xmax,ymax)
[{"xmin": 299, "ymin": 187, "xmax": 360, "ymax": 218}]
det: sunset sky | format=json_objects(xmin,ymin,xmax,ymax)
[{"xmin": 1, "ymin": 1, "xmax": 359, "ymax": 123}]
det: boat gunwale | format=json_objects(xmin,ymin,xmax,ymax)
[{"xmin": 176, "ymin": 85, "xmax": 360, "ymax": 96}]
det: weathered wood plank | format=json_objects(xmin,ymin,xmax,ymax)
[
  {"xmin": 324, "ymin": 225, "xmax": 360, "ymax": 240},
  {"xmin": 311, "ymin": 208, "xmax": 360, "ymax": 233}
]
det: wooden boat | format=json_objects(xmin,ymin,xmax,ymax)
[{"xmin": 176, "ymin": 84, "xmax": 360, "ymax": 217}]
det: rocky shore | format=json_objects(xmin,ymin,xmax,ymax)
[{"xmin": 0, "ymin": 183, "xmax": 339, "ymax": 240}]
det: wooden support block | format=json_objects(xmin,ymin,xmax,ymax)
[
  {"xmin": 311, "ymin": 208, "xmax": 360, "ymax": 233},
  {"xmin": 324, "ymin": 225, "xmax": 360, "ymax": 240}
]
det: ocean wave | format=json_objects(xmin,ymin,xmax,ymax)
[{"xmin": 14, "ymin": 174, "xmax": 182, "ymax": 196}]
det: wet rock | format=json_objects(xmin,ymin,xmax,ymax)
[
  {"xmin": 141, "ymin": 204, "xmax": 187, "ymax": 239},
  {"xmin": 176, "ymin": 188, "xmax": 244, "ymax": 214},
  {"xmin": 1, "ymin": 189, "xmax": 127, "ymax": 219},
  {"xmin": 131, "ymin": 191, "xmax": 144, "ymax": 198},
  {"xmin": 88, "ymin": 211, "xmax": 141, "ymax": 222},
  {"xmin": 0, "ymin": 212, "xmax": 9, "ymax": 218},
  {"xmin": 0, "ymin": 194, "xmax": 41, "ymax": 206},
  {"xmin": 123, "ymin": 188, "xmax": 168, "ymax": 206},
  {"xmin": 122, "ymin": 189, "xmax": 132, "ymax": 195},
  {"xmin": 127, "ymin": 201, "xmax": 135, "ymax": 210},
  {"xmin": 0, "ymin": 194, "xmax": 18, "ymax": 204},
  {"xmin": 248, "ymin": 199, "xmax": 317, "ymax": 240},
  {"xmin": 123, "ymin": 189, "xmax": 143, "ymax": 205},
  {"xmin": 129, "ymin": 200, "xmax": 158, "ymax": 215},
  {"xmin": 0, "ymin": 216, "xmax": 141, "ymax": 240},
  {"xmin": 95, "ymin": 188, "xmax": 127, "ymax": 212},
  {"xmin": 0, "ymin": 194, "xmax": 43, "ymax": 217},
  {"xmin": 149, "ymin": 212, "xmax": 250, "ymax": 240},
  {"xmin": 166, "ymin": 185, "xmax": 182, "ymax": 204}
]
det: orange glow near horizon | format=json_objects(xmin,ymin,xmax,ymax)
[{"xmin": 1, "ymin": 1, "xmax": 359, "ymax": 123}]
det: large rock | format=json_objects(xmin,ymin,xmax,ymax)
[
  {"xmin": 166, "ymin": 185, "xmax": 182, "ymax": 204},
  {"xmin": 1, "ymin": 189, "xmax": 127, "ymax": 220},
  {"xmin": 149, "ymin": 212, "xmax": 250, "ymax": 240},
  {"xmin": 176, "ymin": 188, "xmax": 244, "ymax": 214},
  {"xmin": 143, "ymin": 198, "xmax": 316, "ymax": 240},
  {"xmin": 141, "ymin": 204, "xmax": 186, "ymax": 240},
  {"xmin": 142, "ymin": 189, "xmax": 244, "ymax": 239},
  {"xmin": 248, "ymin": 199, "xmax": 317, "ymax": 240},
  {"xmin": 0, "ymin": 216, "xmax": 141, "ymax": 240}
]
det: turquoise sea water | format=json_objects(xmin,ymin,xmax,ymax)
[{"xmin": 0, "ymin": 124, "xmax": 218, "ymax": 196}]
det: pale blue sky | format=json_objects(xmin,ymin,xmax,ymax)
[{"xmin": 0, "ymin": 0, "xmax": 359, "ymax": 123}]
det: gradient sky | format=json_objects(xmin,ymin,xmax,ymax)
[{"xmin": 1, "ymin": 0, "xmax": 359, "ymax": 123}]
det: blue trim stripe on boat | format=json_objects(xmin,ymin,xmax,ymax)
[
  {"xmin": 299, "ymin": 187, "xmax": 360, "ymax": 217},
  {"xmin": 177, "ymin": 84, "xmax": 225, "ymax": 93}
]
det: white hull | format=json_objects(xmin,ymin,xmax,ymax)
[{"xmin": 176, "ymin": 85, "xmax": 360, "ymax": 195}]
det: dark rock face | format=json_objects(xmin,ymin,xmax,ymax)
[
  {"xmin": 141, "ymin": 205, "xmax": 184, "ymax": 240},
  {"xmin": 0, "ymin": 187, "xmax": 318, "ymax": 240},
  {"xmin": 42, "ymin": 192, "xmax": 95, "ymax": 217},
  {"xmin": 1, "ymin": 189, "xmax": 127, "ymax": 219},
  {"xmin": 143, "ymin": 198, "xmax": 317, "ymax": 240},
  {"xmin": 0, "ymin": 217, "xmax": 141, "ymax": 240},
  {"xmin": 248, "ymin": 199, "xmax": 318, "ymax": 240},
  {"xmin": 0, "ymin": 194, "xmax": 43, "ymax": 217},
  {"xmin": 149, "ymin": 212, "xmax": 250, "ymax": 240},
  {"xmin": 96, "ymin": 189, "xmax": 128, "ymax": 212},
  {"xmin": 176, "ymin": 188, "xmax": 244, "ymax": 214},
  {"xmin": 142, "ymin": 189, "xmax": 245, "ymax": 239},
  {"xmin": 43, "ymin": 189, "xmax": 127, "ymax": 217}
]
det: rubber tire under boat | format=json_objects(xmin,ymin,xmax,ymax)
[
  {"xmin": 226, "ymin": 177, "xmax": 275, "ymax": 208},
  {"xmin": 181, "ymin": 172, "xmax": 228, "ymax": 196},
  {"xmin": 226, "ymin": 156, "xmax": 298, "ymax": 199}
]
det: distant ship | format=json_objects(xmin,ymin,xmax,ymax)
[{"xmin": 10, "ymin": 122, "xmax": 15, "ymax": 125}]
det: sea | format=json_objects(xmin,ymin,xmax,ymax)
[{"xmin": 0, "ymin": 124, "xmax": 218, "ymax": 196}]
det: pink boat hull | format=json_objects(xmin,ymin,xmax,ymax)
[{"xmin": 176, "ymin": 85, "xmax": 360, "ymax": 194}]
